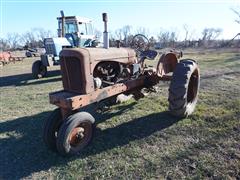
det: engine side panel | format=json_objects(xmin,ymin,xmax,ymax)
[{"xmin": 60, "ymin": 48, "xmax": 136, "ymax": 94}]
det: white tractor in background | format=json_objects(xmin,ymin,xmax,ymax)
[{"xmin": 32, "ymin": 11, "xmax": 97, "ymax": 78}]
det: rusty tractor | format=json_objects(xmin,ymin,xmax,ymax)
[{"xmin": 43, "ymin": 13, "xmax": 200, "ymax": 156}]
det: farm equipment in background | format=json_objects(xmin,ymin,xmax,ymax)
[
  {"xmin": 25, "ymin": 48, "xmax": 43, "ymax": 57},
  {"xmin": 0, "ymin": 51, "xmax": 25, "ymax": 67},
  {"xmin": 43, "ymin": 13, "xmax": 200, "ymax": 156},
  {"xmin": 32, "ymin": 10, "xmax": 97, "ymax": 78}
]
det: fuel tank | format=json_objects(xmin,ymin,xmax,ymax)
[{"xmin": 60, "ymin": 47, "xmax": 136, "ymax": 94}]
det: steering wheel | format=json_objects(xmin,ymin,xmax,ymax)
[{"xmin": 130, "ymin": 34, "xmax": 149, "ymax": 55}]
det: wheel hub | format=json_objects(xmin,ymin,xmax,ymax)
[{"xmin": 69, "ymin": 127, "xmax": 85, "ymax": 146}]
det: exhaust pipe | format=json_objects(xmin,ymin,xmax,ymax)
[
  {"xmin": 102, "ymin": 13, "xmax": 109, "ymax": 49},
  {"xmin": 60, "ymin": 10, "xmax": 65, "ymax": 37}
]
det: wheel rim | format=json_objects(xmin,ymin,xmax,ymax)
[
  {"xmin": 187, "ymin": 69, "xmax": 199, "ymax": 103},
  {"xmin": 68, "ymin": 122, "xmax": 92, "ymax": 148}
]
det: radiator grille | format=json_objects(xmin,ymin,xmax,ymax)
[{"xmin": 61, "ymin": 57, "xmax": 84, "ymax": 94}]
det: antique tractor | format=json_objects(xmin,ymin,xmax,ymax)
[{"xmin": 43, "ymin": 13, "xmax": 200, "ymax": 156}]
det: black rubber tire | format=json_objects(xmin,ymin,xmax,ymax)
[
  {"xmin": 56, "ymin": 112, "xmax": 95, "ymax": 156},
  {"xmin": 25, "ymin": 51, "xmax": 32, "ymax": 57},
  {"xmin": 168, "ymin": 59, "xmax": 200, "ymax": 117},
  {"xmin": 43, "ymin": 108, "xmax": 62, "ymax": 151},
  {"xmin": 32, "ymin": 60, "xmax": 47, "ymax": 79}
]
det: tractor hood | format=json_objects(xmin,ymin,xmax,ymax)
[{"xmin": 59, "ymin": 47, "xmax": 136, "ymax": 94}]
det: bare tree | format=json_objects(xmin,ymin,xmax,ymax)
[
  {"xmin": 157, "ymin": 29, "xmax": 179, "ymax": 48},
  {"xmin": 21, "ymin": 28, "xmax": 53, "ymax": 48},
  {"xmin": 202, "ymin": 28, "xmax": 222, "ymax": 41},
  {"xmin": 94, "ymin": 28, "xmax": 102, "ymax": 40},
  {"xmin": 148, "ymin": 36, "xmax": 157, "ymax": 47},
  {"xmin": 0, "ymin": 38, "xmax": 10, "ymax": 51},
  {"xmin": 122, "ymin": 25, "xmax": 132, "ymax": 45},
  {"xmin": 157, "ymin": 30, "xmax": 170, "ymax": 47},
  {"xmin": 33, "ymin": 28, "xmax": 53, "ymax": 42},
  {"xmin": 188, "ymin": 29, "xmax": 197, "ymax": 41},
  {"xmin": 21, "ymin": 31, "xmax": 37, "ymax": 48},
  {"xmin": 231, "ymin": 8, "xmax": 240, "ymax": 24},
  {"xmin": 1, "ymin": 28, "xmax": 53, "ymax": 50},
  {"xmin": 183, "ymin": 24, "xmax": 189, "ymax": 42},
  {"xmin": 136, "ymin": 27, "xmax": 148, "ymax": 36},
  {"xmin": 114, "ymin": 29, "xmax": 123, "ymax": 40},
  {"xmin": 6, "ymin": 33, "xmax": 21, "ymax": 49},
  {"xmin": 169, "ymin": 31, "xmax": 178, "ymax": 47},
  {"xmin": 201, "ymin": 28, "xmax": 223, "ymax": 47}
]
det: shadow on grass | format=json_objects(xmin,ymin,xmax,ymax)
[
  {"xmin": 202, "ymin": 54, "xmax": 239, "ymax": 64},
  {"xmin": 0, "ymin": 104, "xmax": 180, "ymax": 179},
  {"xmin": 224, "ymin": 54, "xmax": 240, "ymax": 63},
  {"xmin": 201, "ymin": 71, "xmax": 240, "ymax": 79},
  {"xmin": 0, "ymin": 70, "xmax": 61, "ymax": 87}
]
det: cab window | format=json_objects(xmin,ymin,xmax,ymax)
[
  {"xmin": 65, "ymin": 22, "xmax": 78, "ymax": 33},
  {"xmin": 86, "ymin": 23, "xmax": 93, "ymax": 35},
  {"xmin": 78, "ymin": 22, "xmax": 87, "ymax": 35}
]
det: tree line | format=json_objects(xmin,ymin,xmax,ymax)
[
  {"xmin": 108, "ymin": 26, "xmax": 239, "ymax": 49},
  {"xmin": 1, "ymin": 7, "xmax": 239, "ymax": 51},
  {"xmin": 0, "ymin": 28, "xmax": 53, "ymax": 51}
]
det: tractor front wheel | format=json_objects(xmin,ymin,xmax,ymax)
[
  {"xmin": 32, "ymin": 60, "xmax": 47, "ymax": 79},
  {"xmin": 168, "ymin": 59, "xmax": 200, "ymax": 117},
  {"xmin": 56, "ymin": 112, "xmax": 95, "ymax": 156},
  {"xmin": 43, "ymin": 108, "xmax": 62, "ymax": 152}
]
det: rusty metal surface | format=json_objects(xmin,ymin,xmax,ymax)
[
  {"xmin": 156, "ymin": 52, "xmax": 178, "ymax": 77},
  {"xmin": 50, "ymin": 76, "xmax": 145, "ymax": 110},
  {"xmin": 60, "ymin": 47, "xmax": 136, "ymax": 64},
  {"xmin": 51, "ymin": 47, "xmax": 181, "ymax": 119},
  {"xmin": 61, "ymin": 56, "xmax": 91, "ymax": 94},
  {"xmin": 60, "ymin": 48, "xmax": 136, "ymax": 94},
  {"xmin": 69, "ymin": 127, "xmax": 85, "ymax": 146},
  {"xmin": 53, "ymin": 48, "xmax": 179, "ymax": 112},
  {"xmin": 0, "ymin": 52, "xmax": 25, "ymax": 66}
]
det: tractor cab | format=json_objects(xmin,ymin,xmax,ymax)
[
  {"xmin": 57, "ymin": 16, "xmax": 95, "ymax": 47},
  {"xmin": 31, "ymin": 12, "xmax": 97, "ymax": 79}
]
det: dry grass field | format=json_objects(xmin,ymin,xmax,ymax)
[{"xmin": 0, "ymin": 48, "xmax": 239, "ymax": 179}]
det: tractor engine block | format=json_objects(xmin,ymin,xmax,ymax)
[{"xmin": 60, "ymin": 47, "xmax": 136, "ymax": 94}]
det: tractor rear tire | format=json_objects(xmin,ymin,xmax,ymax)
[
  {"xmin": 168, "ymin": 59, "xmax": 200, "ymax": 117},
  {"xmin": 43, "ymin": 108, "xmax": 62, "ymax": 152},
  {"xmin": 26, "ymin": 51, "xmax": 32, "ymax": 57},
  {"xmin": 56, "ymin": 112, "xmax": 95, "ymax": 156},
  {"xmin": 32, "ymin": 60, "xmax": 47, "ymax": 79}
]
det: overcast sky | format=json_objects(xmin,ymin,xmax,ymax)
[{"xmin": 1, "ymin": 0, "xmax": 240, "ymax": 40}]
